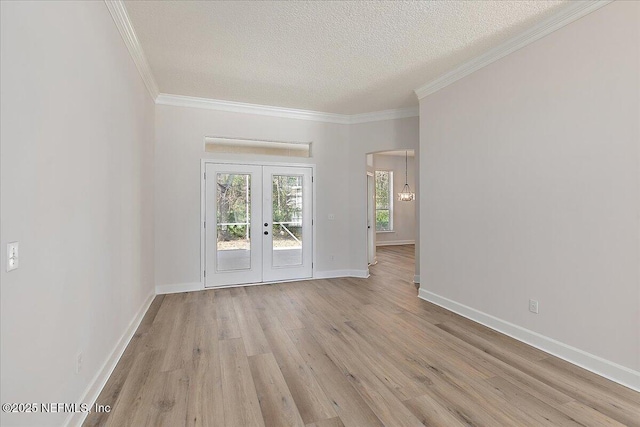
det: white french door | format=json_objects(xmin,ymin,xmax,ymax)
[
  {"xmin": 205, "ymin": 163, "xmax": 313, "ymax": 288},
  {"xmin": 205, "ymin": 164, "xmax": 263, "ymax": 287},
  {"xmin": 262, "ymin": 166, "xmax": 313, "ymax": 282}
]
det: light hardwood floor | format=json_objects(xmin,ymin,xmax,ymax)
[{"xmin": 85, "ymin": 245, "xmax": 640, "ymax": 426}]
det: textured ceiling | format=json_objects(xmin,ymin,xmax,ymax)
[{"xmin": 125, "ymin": 0, "xmax": 568, "ymax": 115}]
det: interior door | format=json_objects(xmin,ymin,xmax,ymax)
[
  {"xmin": 262, "ymin": 166, "xmax": 313, "ymax": 282},
  {"xmin": 205, "ymin": 163, "xmax": 313, "ymax": 287},
  {"xmin": 205, "ymin": 163, "xmax": 263, "ymax": 287}
]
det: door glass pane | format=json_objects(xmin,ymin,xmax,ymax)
[
  {"xmin": 216, "ymin": 173, "xmax": 251, "ymax": 271},
  {"xmin": 272, "ymin": 175, "xmax": 303, "ymax": 267}
]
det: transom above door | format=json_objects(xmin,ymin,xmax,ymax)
[{"xmin": 204, "ymin": 162, "xmax": 313, "ymax": 287}]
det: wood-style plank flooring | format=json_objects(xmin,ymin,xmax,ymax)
[{"xmin": 85, "ymin": 245, "xmax": 640, "ymax": 426}]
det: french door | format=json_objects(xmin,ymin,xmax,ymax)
[{"xmin": 205, "ymin": 163, "xmax": 313, "ymax": 287}]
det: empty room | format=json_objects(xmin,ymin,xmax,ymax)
[{"xmin": 1, "ymin": 0, "xmax": 639, "ymax": 426}]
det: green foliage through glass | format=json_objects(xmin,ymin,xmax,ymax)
[
  {"xmin": 375, "ymin": 171, "xmax": 392, "ymax": 231},
  {"xmin": 272, "ymin": 175, "xmax": 303, "ymax": 241},
  {"xmin": 216, "ymin": 174, "xmax": 251, "ymax": 242}
]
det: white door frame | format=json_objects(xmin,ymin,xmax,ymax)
[
  {"xmin": 366, "ymin": 172, "xmax": 377, "ymax": 265},
  {"xmin": 201, "ymin": 159, "xmax": 316, "ymax": 286}
]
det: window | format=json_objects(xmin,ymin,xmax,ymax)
[{"xmin": 375, "ymin": 170, "xmax": 393, "ymax": 231}]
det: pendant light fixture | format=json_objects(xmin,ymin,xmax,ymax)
[{"xmin": 398, "ymin": 151, "xmax": 415, "ymax": 201}]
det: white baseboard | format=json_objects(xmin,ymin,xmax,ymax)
[
  {"xmin": 156, "ymin": 272, "xmax": 372, "ymax": 294},
  {"xmin": 156, "ymin": 281, "xmax": 204, "ymax": 295},
  {"xmin": 314, "ymin": 269, "xmax": 370, "ymax": 279},
  {"xmin": 413, "ymin": 275, "xmax": 420, "ymax": 284},
  {"xmin": 376, "ymin": 239, "xmax": 415, "ymax": 247},
  {"xmin": 66, "ymin": 291, "xmax": 156, "ymax": 427},
  {"xmin": 418, "ymin": 289, "xmax": 640, "ymax": 392}
]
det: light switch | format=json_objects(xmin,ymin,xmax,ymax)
[{"xmin": 7, "ymin": 242, "xmax": 18, "ymax": 272}]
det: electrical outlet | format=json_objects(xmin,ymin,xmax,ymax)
[
  {"xmin": 329, "ymin": 255, "xmax": 335, "ymax": 262},
  {"xmin": 327, "ymin": 214, "xmax": 335, "ymax": 221},
  {"xmin": 6, "ymin": 242, "xmax": 18, "ymax": 272},
  {"xmin": 76, "ymin": 352, "xmax": 83, "ymax": 374},
  {"xmin": 529, "ymin": 299, "xmax": 539, "ymax": 314}
]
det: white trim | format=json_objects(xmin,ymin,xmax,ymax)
[
  {"xmin": 66, "ymin": 291, "xmax": 155, "ymax": 427},
  {"xmin": 376, "ymin": 239, "xmax": 415, "ymax": 247},
  {"xmin": 200, "ymin": 161, "xmax": 206, "ymax": 286},
  {"xmin": 413, "ymin": 275, "xmax": 420, "ymax": 284},
  {"xmin": 158, "ymin": 94, "xmax": 348, "ymax": 123},
  {"xmin": 155, "ymin": 271, "xmax": 369, "ymax": 294},
  {"xmin": 418, "ymin": 289, "xmax": 640, "ymax": 392},
  {"xmin": 349, "ymin": 107, "xmax": 420, "ymax": 124},
  {"xmin": 157, "ymin": 93, "xmax": 418, "ymax": 124},
  {"xmin": 104, "ymin": 1, "xmax": 159, "ymax": 100},
  {"xmin": 414, "ymin": 0, "xmax": 612, "ymax": 100},
  {"xmin": 205, "ymin": 136, "xmax": 311, "ymax": 153},
  {"xmin": 156, "ymin": 282, "xmax": 204, "ymax": 295},
  {"xmin": 314, "ymin": 269, "xmax": 370, "ymax": 279},
  {"xmin": 312, "ymin": 167, "xmax": 317, "ymax": 280}
]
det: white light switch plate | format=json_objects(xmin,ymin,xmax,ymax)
[{"xmin": 7, "ymin": 242, "xmax": 18, "ymax": 272}]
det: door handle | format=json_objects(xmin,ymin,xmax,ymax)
[
  {"xmin": 264, "ymin": 231, "xmax": 269, "ymax": 235},
  {"xmin": 264, "ymin": 223, "xmax": 268, "ymax": 227}
]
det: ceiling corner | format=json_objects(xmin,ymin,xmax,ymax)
[
  {"xmin": 414, "ymin": 0, "xmax": 613, "ymax": 100},
  {"xmin": 104, "ymin": 0, "xmax": 159, "ymax": 101}
]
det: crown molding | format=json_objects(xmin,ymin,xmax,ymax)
[
  {"xmin": 105, "ymin": 0, "xmax": 159, "ymax": 100},
  {"xmin": 414, "ymin": 0, "xmax": 613, "ymax": 100},
  {"xmin": 349, "ymin": 107, "xmax": 419, "ymax": 124},
  {"xmin": 156, "ymin": 94, "xmax": 350, "ymax": 123},
  {"xmin": 156, "ymin": 93, "xmax": 419, "ymax": 124},
  {"xmin": 104, "ymin": 0, "xmax": 610, "ymax": 117}
]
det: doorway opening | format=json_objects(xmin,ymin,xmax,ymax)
[{"xmin": 366, "ymin": 150, "xmax": 417, "ymax": 282}]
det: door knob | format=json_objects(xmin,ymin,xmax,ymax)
[
  {"xmin": 264, "ymin": 231, "xmax": 269, "ymax": 235},
  {"xmin": 264, "ymin": 223, "xmax": 268, "ymax": 227}
]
